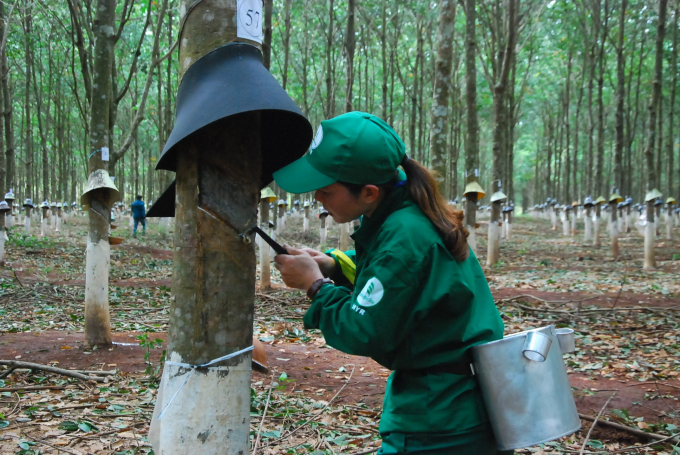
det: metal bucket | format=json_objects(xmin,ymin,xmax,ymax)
[{"xmin": 470, "ymin": 325, "xmax": 580, "ymax": 450}]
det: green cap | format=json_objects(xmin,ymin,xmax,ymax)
[{"xmin": 273, "ymin": 111, "xmax": 406, "ymax": 194}]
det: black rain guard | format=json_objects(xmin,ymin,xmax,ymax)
[
  {"xmin": 146, "ymin": 180, "xmax": 176, "ymax": 218},
  {"xmin": 157, "ymin": 43, "xmax": 312, "ymax": 188}
]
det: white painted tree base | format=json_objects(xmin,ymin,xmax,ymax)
[
  {"xmin": 486, "ymin": 221, "xmax": 500, "ymax": 266},
  {"xmin": 325, "ymin": 216, "xmax": 332, "ymax": 229},
  {"xmin": 55, "ymin": 217, "xmax": 61, "ymax": 232},
  {"xmin": 41, "ymin": 219, "xmax": 47, "ymax": 237},
  {"xmin": 320, "ymin": 227, "xmax": 327, "ymax": 248},
  {"xmin": 339, "ymin": 223, "xmax": 350, "ymax": 251},
  {"xmin": 276, "ymin": 217, "xmax": 283, "ymax": 235},
  {"xmin": 24, "ymin": 217, "xmax": 31, "ymax": 234},
  {"xmin": 562, "ymin": 219, "xmax": 569, "ymax": 236},
  {"xmin": 6, "ymin": 215, "xmax": 12, "ymax": 228},
  {"xmin": 303, "ymin": 217, "xmax": 309, "ymax": 234},
  {"xmin": 150, "ymin": 354, "xmax": 251, "ymax": 454},
  {"xmin": 570, "ymin": 216, "xmax": 576, "ymax": 236},
  {"xmin": 584, "ymin": 217, "xmax": 592, "ymax": 242},
  {"xmin": 0, "ymin": 235, "xmax": 4, "ymax": 264},
  {"xmin": 259, "ymin": 227, "xmax": 272, "ymax": 289},
  {"xmin": 643, "ymin": 222, "xmax": 655, "ymax": 270},
  {"xmin": 468, "ymin": 229, "xmax": 477, "ymax": 254},
  {"xmin": 506, "ymin": 222, "xmax": 512, "ymax": 240},
  {"xmin": 84, "ymin": 238, "xmax": 111, "ymax": 337},
  {"xmin": 593, "ymin": 217, "xmax": 600, "ymax": 246}
]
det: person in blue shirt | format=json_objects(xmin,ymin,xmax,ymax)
[{"xmin": 131, "ymin": 195, "xmax": 146, "ymax": 238}]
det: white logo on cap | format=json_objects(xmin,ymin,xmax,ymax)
[{"xmin": 310, "ymin": 125, "xmax": 324, "ymax": 152}]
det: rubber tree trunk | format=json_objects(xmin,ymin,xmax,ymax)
[
  {"xmin": 667, "ymin": 203, "xmax": 674, "ymax": 240},
  {"xmin": 562, "ymin": 209, "xmax": 569, "ymax": 236},
  {"xmin": 152, "ymin": 117, "xmax": 260, "ymax": 452},
  {"xmin": 487, "ymin": 201, "xmax": 501, "ymax": 266},
  {"xmin": 594, "ymin": 205, "xmax": 601, "ymax": 247},
  {"xmin": 320, "ymin": 217, "xmax": 327, "ymax": 247},
  {"xmin": 0, "ymin": 214, "xmax": 5, "ymax": 265},
  {"xmin": 466, "ymin": 194, "xmax": 478, "ymax": 252},
  {"xmin": 41, "ymin": 208, "xmax": 47, "ymax": 236},
  {"xmin": 340, "ymin": 222, "xmax": 350, "ymax": 251},
  {"xmin": 277, "ymin": 206, "xmax": 284, "ymax": 235},
  {"xmin": 303, "ymin": 205, "xmax": 310, "ymax": 234},
  {"xmin": 23, "ymin": 207, "xmax": 31, "ymax": 233},
  {"xmin": 429, "ymin": 0, "xmax": 456, "ymax": 194},
  {"xmin": 506, "ymin": 211, "xmax": 512, "ymax": 240},
  {"xmin": 464, "ymin": 0, "xmax": 480, "ymax": 254},
  {"xmin": 609, "ymin": 202, "xmax": 619, "ymax": 258},
  {"xmin": 644, "ymin": 201, "xmax": 656, "ymax": 269},
  {"xmin": 82, "ymin": 0, "xmax": 117, "ymax": 347},
  {"xmin": 259, "ymin": 198, "xmax": 271, "ymax": 290}
]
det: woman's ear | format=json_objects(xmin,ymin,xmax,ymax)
[{"xmin": 361, "ymin": 185, "xmax": 381, "ymax": 204}]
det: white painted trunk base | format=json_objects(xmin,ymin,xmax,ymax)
[
  {"xmin": 667, "ymin": 216, "xmax": 673, "ymax": 240},
  {"xmin": 550, "ymin": 210, "xmax": 557, "ymax": 230},
  {"xmin": 320, "ymin": 227, "xmax": 327, "ymax": 247},
  {"xmin": 303, "ymin": 217, "xmax": 309, "ymax": 234},
  {"xmin": 24, "ymin": 216, "xmax": 31, "ymax": 233},
  {"xmin": 259, "ymin": 231, "xmax": 271, "ymax": 289},
  {"xmin": 150, "ymin": 354, "xmax": 251, "ymax": 454},
  {"xmin": 644, "ymin": 222, "xmax": 655, "ymax": 270},
  {"xmin": 0, "ymin": 235, "xmax": 4, "ymax": 264},
  {"xmin": 339, "ymin": 223, "xmax": 350, "ymax": 251},
  {"xmin": 562, "ymin": 219, "xmax": 569, "ymax": 236},
  {"xmin": 506, "ymin": 222, "xmax": 512, "ymax": 240},
  {"xmin": 486, "ymin": 221, "xmax": 500, "ymax": 266},
  {"xmin": 41, "ymin": 218, "xmax": 47, "ymax": 237},
  {"xmin": 6, "ymin": 215, "xmax": 12, "ymax": 228},
  {"xmin": 584, "ymin": 216, "xmax": 592, "ymax": 242},
  {"xmin": 593, "ymin": 217, "xmax": 600, "ymax": 246},
  {"xmin": 55, "ymin": 216, "xmax": 61, "ymax": 232},
  {"xmin": 84, "ymin": 238, "xmax": 111, "ymax": 332},
  {"xmin": 276, "ymin": 217, "xmax": 283, "ymax": 235},
  {"xmin": 468, "ymin": 229, "xmax": 477, "ymax": 254},
  {"xmin": 325, "ymin": 216, "xmax": 332, "ymax": 229},
  {"xmin": 570, "ymin": 215, "xmax": 576, "ymax": 236}
]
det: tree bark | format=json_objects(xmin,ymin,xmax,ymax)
[
  {"xmin": 464, "ymin": 0, "xmax": 479, "ymax": 252},
  {"xmin": 344, "ymin": 0, "xmax": 356, "ymax": 113},
  {"xmin": 429, "ymin": 0, "xmax": 456, "ymax": 194},
  {"xmin": 84, "ymin": 0, "xmax": 117, "ymax": 346},
  {"xmin": 487, "ymin": 0, "xmax": 516, "ymax": 267},
  {"xmin": 643, "ymin": 0, "xmax": 668, "ymax": 270},
  {"xmin": 667, "ymin": 3, "xmax": 678, "ymax": 197}
]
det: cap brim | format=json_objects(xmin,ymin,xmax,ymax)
[{"xmin": 273, "ymin": 154, "xmax": 336, "ymax": 194}]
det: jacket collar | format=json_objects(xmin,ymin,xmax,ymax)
[{"xmin": 351, "ymin": 184, "xmax": 410, "ymax": 249}]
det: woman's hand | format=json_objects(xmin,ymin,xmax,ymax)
[
  {"xmin": 299, "ymin": 248, "xmax": 336, "ymax": 277},
  {"xmin": 274, "ymin": 247, "xmax": 325, "ymax": 290}
]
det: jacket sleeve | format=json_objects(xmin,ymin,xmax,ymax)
[
  {"xmin": 303, "ymin": 251, "xmax": 423, "ymax": 358},
  {"xmin": 326, "ymin": 249, "xmax": 357, "ymax": 288}
]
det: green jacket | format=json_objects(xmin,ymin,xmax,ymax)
[{"xmin": 303, "ymin": 185, "xmax": 504, "ymax": 434}]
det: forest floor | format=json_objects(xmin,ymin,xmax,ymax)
[{"xmin": 0, "ymin": 211, "xmax": 679, "ymax": 454}]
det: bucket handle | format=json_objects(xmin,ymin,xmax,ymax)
[{"xmin": 522, "ymin": 331, "xmax": 552, "ymax": 362}]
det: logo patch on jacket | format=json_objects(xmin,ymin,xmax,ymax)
[{"xmin": 357, "ymin": 277, "xmax": 384, "ymax": 307}]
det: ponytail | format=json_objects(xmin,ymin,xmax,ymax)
[{"xmin": 401, "ymin": 157, "xmax": 470, "ymax": 262}]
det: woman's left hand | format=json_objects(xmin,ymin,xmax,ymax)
[{"xmin": 274, "ymin": 247, "xmax": 325, "ymax": 290}]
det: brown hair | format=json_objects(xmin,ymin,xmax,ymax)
[{"xmin": 339, "ymin": 158, "xmax": 470, "ymax": 261}]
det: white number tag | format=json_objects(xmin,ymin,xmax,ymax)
[{"xmin": 237, "ymin": 0, "xmax": 264, "ymax": 44}]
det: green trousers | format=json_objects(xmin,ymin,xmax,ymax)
[{"xmin": 377, "ymin": 424, "xmax": 514, "ymax": 455}]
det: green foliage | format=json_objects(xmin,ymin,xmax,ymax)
[{"xmin": 137, "ymin": 333, "xmax": 165, "ymax": 382}]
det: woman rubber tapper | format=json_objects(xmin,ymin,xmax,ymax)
[{"xmin": 273, "ymin": 112, "xmax": 512, "ymax": 455}]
